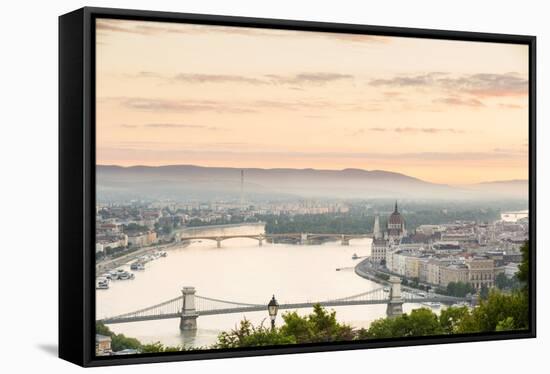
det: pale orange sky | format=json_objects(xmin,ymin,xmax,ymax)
[{"xmin": 95, "ymin": 18, "xmax": 529, "ymax": 185}]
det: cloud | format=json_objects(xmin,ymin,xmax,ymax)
[
  {"xmin": 119, "ymin": 98, "xmax": 256, "ymax": 114},
  {"xmin": 322, "ymin": 33, "xmax": 388, "ymax": 43},
  {"xmin": 492, "ymin": 147, "xmax": 527, "ymax": 155},
  {"xmin": 395, "ymin": 127, "xmax": 465, "ymax": 134},
  {"xmin": 370, "ymin": 72, "xmax": 448, "ymax": 88},
  {"xmin": 106, "ymin": 96, "xmax": 385, "ymax": 115},
  {"xmin": 172, "ymin": 74, "xmax": 265, "ymax": 85},
  {"xmin": 143, "ymin": 123, "xmax": 222, "ymax": 130},
  {"xmin": 368, "ymin": 127, "xmax": 465, "ymax": 134},
  {"xmin": 96, "ymin": 19, "xmax": 388, "ymax": 45},
  {"xmin": 498, "ymin": 103, "xmax": 523, "ymax": 109},
  {"xmin": 441, "ymin": 73, "xmax": 528, "ymax": 97},
  {"xmin": 433, "ymin": 97, "xmax": 484, "ymax": 107},
  {"xmin": 383, "ymin": 91, "xmax": 402, "ymax": 98},
  {"xmin": 118, "ymin": 123, "xmax": 223, "ymax": 130},
  {"xmin": 265, "ymin": 72, "xmax": 353, "ymax": 85},
  {"xmin": 135, "ymin": 71, "xmax": 163, "ymax": 78},
  {"xmin": 370, "ymin": 72, "xmax": 528, "ymax": 98},
  {"xmin": 133, "ymin": 71, "xmax": 354, "ymax": 86}
]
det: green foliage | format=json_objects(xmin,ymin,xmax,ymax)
[
  {"xmin": 140, "ymin": 342, "xmax": 184, "ymax": 353},
  {"xmin": 280, "ymin": 304, "xmax": 355, "ymax": 343},
  {"xmin": 496, "ymin": 317, "xmax": 516, "ymax": 332},
  {"xmin": 360, "ymin": 308, "xmax": 443, "ymax": 339},
  {"xmin": 517, "ymin": 241, "xmax": 529, "ymax": 286},
  {"xmin": 215, "ymin": 319, "xmax": 295, "ymax": 349},
  {"xmin": 258, "ymin": 204, "xmax": 500, "ymax": 234},
  {"xmin": 454, "ymin": 290, "xmax": 528, "ymax": 333},
  {"xmin": 479, "ymin": 285, "xmax": 490, "ymax": 300},
  {"xmin": 110, "ymin": 334, "xmax": 141, "ymax": 352},
  {"xmin": 215, "ymin": 304, "xmax": 354, "ymax": 348},
  {"xmin": 495, "ymin": 273, "xmax": 520, "ymax": 291},
  {"xmin": 446, "ymin": 282, "xmax": 474, "ymax": 297},
  {"xmin": 96, "ymin": 322, "xmax": 112, "ymax": 337},
  {"xmin": 154, "ymin": 222, "xmax": 173, "ymax": 235},
  {"xmin": 361, "ymin": 285, "xmax": 529, "ymax": 339},
  {"xmin": 439, "ymin": 306, "xmax": 470, "ymax": 334},
  {"xmin": 96, "ymin": 322, "xmax": 181, "ymax": 353}
]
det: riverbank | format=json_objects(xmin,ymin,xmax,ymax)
[
  {"xmin": 354, "ymin": 258, "xmax": 391, "ymax": 287},
  {"xmin": 95, "ymin": 241, "xmax": 188, "ymax": 275},
  {"xmin": 354, "ymin": 258, "xmax": 429, "ymax": 294},
  {"xmin": 97, "ymin": 222, "xmax": 266, "ymax": 275}
]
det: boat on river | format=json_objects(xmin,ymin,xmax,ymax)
[
  {"xmin": 130, "ymin": 262, "xmax": 145, "ymax": 271},
  {"xmin": 96, "ymin": 278, "xmax": 109, "ymax": 289},
  {"xmin": 422, "ymin": 301, "xmax": 441, "ymax": 309}
]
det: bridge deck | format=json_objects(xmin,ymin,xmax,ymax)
[{"xmin": 100, "ymin": 296, "xmax": 466, "ymax": 324}]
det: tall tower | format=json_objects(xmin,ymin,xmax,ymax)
[
  {"xmin": 373, "ymin": 214, "xmax": 382, "ymax": 239},
  {"xmin": 240, "ymin": 169, "xmax": 245, "ymax": 210}
]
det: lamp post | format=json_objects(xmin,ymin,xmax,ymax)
[{"xmin": 267, "ymin": 295, "xmax": 279, "ymax": 330}]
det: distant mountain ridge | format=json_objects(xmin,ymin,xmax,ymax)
[
  {"xmin": 96, "ymin": 164, "xmax": 527, "ymax": 201},
  {"xmin": 458, "ymin": 179, "xmax": 528, "ymax": 199},
  {"xmin": 475, "ymin": 179, "xmax": 528, "ymax": 185}
]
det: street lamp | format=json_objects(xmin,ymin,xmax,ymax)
[{"xmin": 267, "ymin": 295, "xmax": 279, "ymax": 330}]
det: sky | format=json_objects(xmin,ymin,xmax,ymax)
[{"xmin": 96, "ymin": 18, "xmax": 529, "ymax": 185}]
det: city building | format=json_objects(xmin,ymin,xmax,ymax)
[
  {"xmin": 371, "ymin": 202, "xmax": 406, "ymax": 263},
  {"xmin": 439, "ymin": 264, "xmax": 469, "ymax": 287},
  {"xmin": 386, "ymin": 201, "xmax": 406, "ymax": 243},
  {"xmin": 371, "ymin": 215, "xmax": 388, "ymax": 262},
  {"xmin": 466, "ymin": 257, "xmax": 495, "ymax": 289},
  {"xmin": 500, "ymin": 210, "xmax": 529, "ymax": 223},
  {"xmin": 127, "ymin": 231, "xmax": 157, "ymax": 247},
  {"xmin": 95, "ymin": 334, "xmax": 112, "ymax": 356}
]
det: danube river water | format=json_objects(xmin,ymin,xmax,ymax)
[{"xmin": 96, "ymin": 224, "xmax": 423, "ymax": 348}]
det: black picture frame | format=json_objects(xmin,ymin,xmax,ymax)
[{"xmin": 59, "ymin": 6, "xmax": 536, "ymax": 367}]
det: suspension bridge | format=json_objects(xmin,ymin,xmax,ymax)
[{"xmin": 98, "ymin": 277, "xmax": 472, "ymax": 330}]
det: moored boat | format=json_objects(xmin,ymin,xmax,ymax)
[
  {"xmin": 130, "ymin": 262, "xmax": 145, "ymax": 271},
  {"xmin": 96, "ymin": 277, "xmax": 109, "ymax": 289}
]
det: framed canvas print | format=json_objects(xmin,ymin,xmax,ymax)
[{"xmin": 59, "ymin": 7, "xmax": 536, "ymax": 367}]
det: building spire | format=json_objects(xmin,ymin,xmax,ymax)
[
  {"xmin": 394, "ymin": 200, "xmax": 398, "ymax": 213},
  {"xmin": 373, "ymin": 214, "xmax": 381, "ymax": 239}
]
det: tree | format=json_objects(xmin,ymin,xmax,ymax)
[
  {"xmin": 496, "ymin": 317, "xmax": 516, "ymax": 332},
  {"xmin": 446, "ymin": 281, "xmax": 473, "ymax": 297},
  {"xmin": 215, "ymin": 305, "xmax": 354, "ymax": 348},
  {"xmin": 455, "ymin": 290, "xmax": 528, "ymax": 333},
  {"xmin": 439, "ymin": 306, "xmax": 470, "ymax": 334},
  {"xmin": 361, "ymin": 308, "xmax": 443, "ymax": 339},
  {"xmin": 495, "ymin": 273, "xmax": 520, "ymax": 291},
  {"xmin": 96, "ymin": 322, "xmax": 186, "ymax": 353},
  {"xmin": 280, "ymin": 304, "xmax": 355, "ymax": 343},
  {"xmin": 110, "ymin": 334, "xmax": 142, "ymax": 352},
  {"xmin": 140, "ymin": 342, "xmax": 185, "ymax": 353},
  {"xmin": 516, "ymin": 241, "xmax": 529, "ymax": 288},
  {"xmin": 215, "ymin": 319, "xmax": 295, "ymax": 349},
  {"xmin": 479, "ymin": 285, "xmax": 490, "ymax": 300}
]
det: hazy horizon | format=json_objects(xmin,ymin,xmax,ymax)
[
  {"xmin": 96, "ymin": 163, "xmax": 528, "ymax": 186},
  {"xmin": 96, "ymin": 19, "xmax": 529, "ymax": 185}
]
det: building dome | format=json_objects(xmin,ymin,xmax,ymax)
[{"xmin": 388, "ymin": 202, "xmax": 404, "ymax": 225}]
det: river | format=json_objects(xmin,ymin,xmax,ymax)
[{"xmin": 96, "ymin": 224, "xmax": 424, "ymax": 348}]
